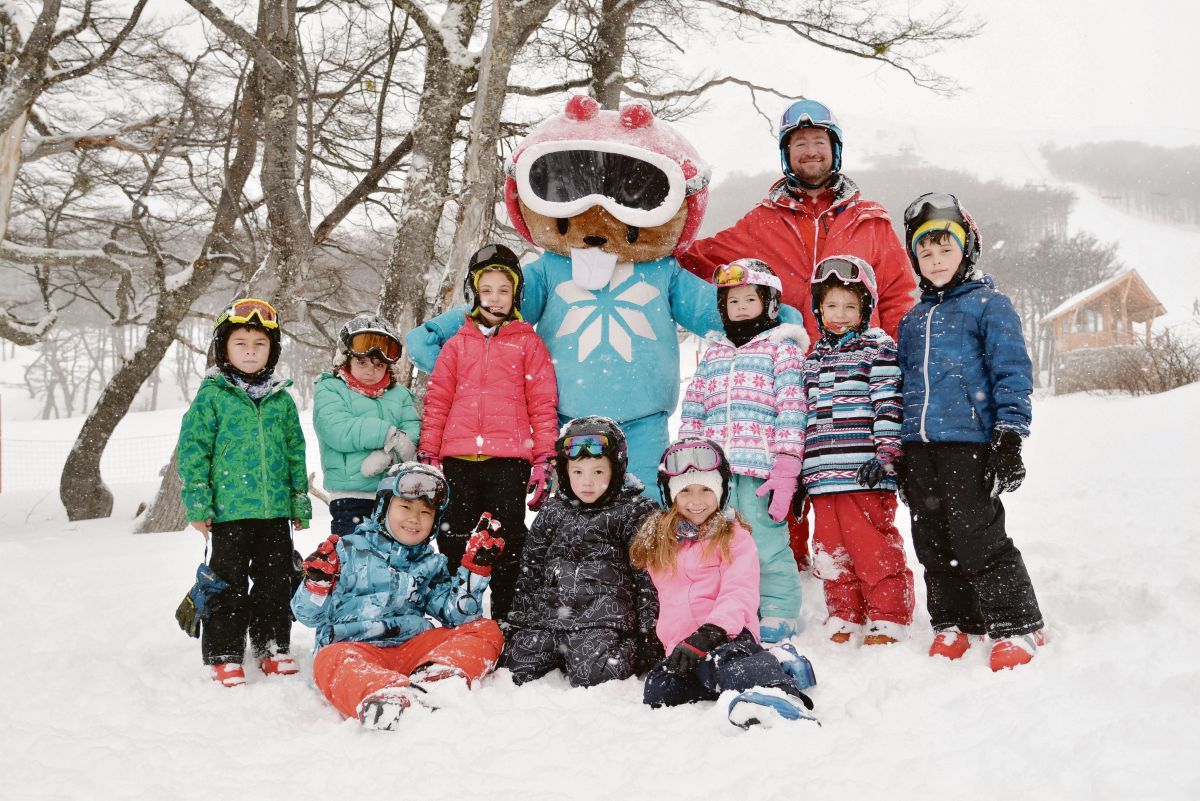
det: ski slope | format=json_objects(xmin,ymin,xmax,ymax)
[{"xmin": 3, "ymin": 382, "xmax": 1199, "ymax": 801}]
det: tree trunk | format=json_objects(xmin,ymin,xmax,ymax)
[
  {"xmin": 135, "ymin": 447, "xmax": 186, "ymax": 533},
  {"xmin": 439, "ymin": 0, "xmax": 562, "ymax": 314},
  {"xmin": 379, "ymin": 1, "xmax": 480, "ymax": 383},
  {"xmin": 590, "ymin": 0, "xmax": 636, "ymax": 109}
]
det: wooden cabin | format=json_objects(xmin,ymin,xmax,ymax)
[{"xmin": 1041, "ymin": 269, "xmax": 1166, "ymax": 353}]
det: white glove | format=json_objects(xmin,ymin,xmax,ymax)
[
  {"xmin": 384, "ymin": 428, "xmax": 416, "ymax": 463},
  {"xmin": 360, "ymin": 449, "xmax": 392, "ymax": 477}
]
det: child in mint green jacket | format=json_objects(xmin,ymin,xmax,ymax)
[{"xmin": 314, "ymin": 314, "xmax": 420, "ymax": 536}]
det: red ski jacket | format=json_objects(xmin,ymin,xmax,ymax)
[
  {"xmin": 680, "ymin": 175, "xmax": 917, "ymax": 345},
  {"xmin": 420, "ymin": 317, "xmax": 559, "ymax": 463}
]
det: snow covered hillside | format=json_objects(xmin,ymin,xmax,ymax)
[{"xmin": 3, "ymin": 382, "xmax": 1199, "ymax": 801}]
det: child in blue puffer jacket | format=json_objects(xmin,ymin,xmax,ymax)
[
  {"xmin": 292, "ymin": 463, "xmax": 505, "ymax": 730},
  {"xmin": 896, "ymin": 192, "xmax": 1045, "ymax": 673},
  {"xmin": 313, "ymin": 314, "xmax": 421, "ymax": 537}
]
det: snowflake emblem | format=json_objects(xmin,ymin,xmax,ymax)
[{"xmin": 554, "ymin": 263, "xmax": 660, "ymax": 362}]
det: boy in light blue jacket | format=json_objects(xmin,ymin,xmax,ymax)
[{"xmin": 292, "ymin": 463, "xmax": 505, "ymax": 730}]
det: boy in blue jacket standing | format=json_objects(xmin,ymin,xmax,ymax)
[
  {"xmin": 896, "ymin": 193, "xmax": 1045, "ymax": 672},
  {"xmin": 292, "ymin": 463, "xmax": 506, "ymax": 730}
]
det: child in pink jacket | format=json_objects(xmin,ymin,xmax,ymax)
[{"xmin": 630, "ymin": 438, "xmax": 818, "ymax": 729}]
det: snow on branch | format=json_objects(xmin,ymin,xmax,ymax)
[
  {"xmin": 20, "ymin": 114, "xmax": 173, "ymax": 162},
  {"xmin": 0, "ymin": 304, "xmax": 56, "ymax": 346},
  {"xmin": 0, "ymin": 238, "xmax": 132, "ymax": 275}
]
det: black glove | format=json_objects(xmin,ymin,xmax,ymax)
[
  {"xmin": 984, "ymin": 429, "xmax": 1026, "ymax": 495},
  {"xmin": 855, "ymin": 458, "xmax": 890, "ymax": 489},
  {"xmin": 666, "ymin": 623, "xmax": 729, "ymax": 675},
  {"xmin": 635, "ymin": 635, "xmax": 666, "ymax": 675},
  {"xmin": 790, "ymin": 482, "xmax": 808, "ymax": 517},
  {"xmin": 892, "ymin": 458, "xmax": 910, "ymax": 507}
]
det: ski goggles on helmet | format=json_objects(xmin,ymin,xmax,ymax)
[
  {"xmin": 903, "ymin": 192, "xmax": 962, "ymax": 226},
  {"xmin": 778, "ymin": 100, "xmax": 839, "ymax": 140},
  {"xmin": 346, "ymin": 331, "xmax": 402, "ymax": 364},
  {"xmin": 509, "ymin": 140, "xmax": 707, "ymax": 229},
  {"xmin": 377, "ymin": 466, "xmax": 450, "ymax": 511},
  {"xmin": 813, "ymin": 257, "xmax": 875, "ymax": 286},
  {"xmin": 714, "ymin": 261, "xmax": 783, "ymax": 292},
  {"xmin": 218, "ymin": 298, "xmax": 278, "ymax": 330},
  {"xmin": 660, "ymin": 440, "xmax": 723, "ymax": 477},
  {"xmin": 558, "ymin": 433, "xmax": 610, "ymax": 459}
]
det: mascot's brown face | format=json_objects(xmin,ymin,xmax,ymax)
[{"xmin": 519, "ymin": 198, "xmax": 689, "ymax": 265}]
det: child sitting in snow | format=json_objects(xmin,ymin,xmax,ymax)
[
  {"xmin": 418, "ymin": 244, "xmax": 559, "ymax": 623},
  {"xmin": 630, "ymin": 438, "xmax": 817, "ymax": 728},
  {"xmin": 313, "ymin": 313, "xmax": 420, "ymax": 537},
  {"xmin": 678, "ymin": 258, "xmax": 808, "ymax": 642},
  {"xmin": 502, "ymin": 417, "xmax": 661, "ymax": 687},
  {"xmin": 291, "ymin": 462, "xmax": 505, "ymax": 730},
  {"xmin": 802, "ymin": 256, "xmax": 914, "ymax": 646},
  {"xmin": 177, "ymin": 297, "xmax": 310, "ymax": 687},
  {"xmin": 896, "ymin": 192, "xmax": 1045, "ymax": 671}
]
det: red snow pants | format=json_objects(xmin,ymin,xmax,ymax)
[
  {"xmin": 811, "ymin": 492, "xmax": 914, "ymax": 626},
  {"xmin": 787, "ymin": 498, "xmax": 812, "ymax": 570},
  {"xmin": 312, "ymin": 618, "xmax": 504, "ymax": 719}
]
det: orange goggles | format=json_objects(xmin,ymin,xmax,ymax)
[
  {"xmin": 713, "ymin": 263, "xmax": 782, "ymax": 292},
  {"xmin": 347, "ymin": 331, "xmax": 402, "ymax": 364},
  {"xmin": 219, "ymin": 298, "xmax": 279, "ymax": 329}
]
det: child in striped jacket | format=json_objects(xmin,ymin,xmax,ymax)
[
  {"xmin": 801, "ymin": 255, "xmax": 914, "ymax": 646},
  {"xmin": 679, "ymin": 258, "xmax": 808, "ymax": 643}
]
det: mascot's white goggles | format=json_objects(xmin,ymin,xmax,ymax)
[{"xmin": 508, "ymin": 140, "xmax": 708, "ymax": 229}]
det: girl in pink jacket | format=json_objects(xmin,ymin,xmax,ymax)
[
  {"xmin": 630, "ymin": 438, "xmax": 818, "ymax": 729},
  {"xmin": 418, "ymin": 245, "xmax": 559, "ymax": 623}
]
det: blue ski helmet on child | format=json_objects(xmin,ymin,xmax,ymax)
[
  {"xmin": 777, "ymin": 99, "xmax": 843, "ymax": 188},
  {"xmin": 373, "ymin": 462, "xmax": 451, "ymax": 539}
]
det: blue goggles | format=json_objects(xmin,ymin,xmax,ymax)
[{"xmin": 779, "ymin": 100, "xmax": 837, "ymax": 136}]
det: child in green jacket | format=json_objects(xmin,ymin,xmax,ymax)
[
  {"xmin": 177, "ymin": 298, "xmax": 312, "ymax": 687},
  {"xmin": 313, "ymin": 314, "xmax": 421, "ymax": 537}
]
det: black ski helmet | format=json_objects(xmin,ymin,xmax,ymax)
[
  {"xmin": 212, "ymin": 297, "xmax": 282, "ymax": 379},
  {"xmin": 656, "ymin": 437, "xmax": 733, "ymax": 510},
  {"xmin": 810, "ymin": 255, "xmax": 879, "ymax": 335},
  {"xmin": 464, "ymin": 244, "xmax": 523, "ymax": 320},
  {"xmin": 554, "ymin": 416, "xmax": 628, "ymax": 506},
  {"xmin": 372, "ymin": 462, "xmax": 451, "ymax": 540},
  {"xmin": 903, "ymin": 192, "xmax": 982, "ymax": 292},
  {"xmin": 714, "ymin": 258, "xmax": 783, "ymax": 325}
]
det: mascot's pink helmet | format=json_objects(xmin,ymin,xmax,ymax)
[{"xmin": 503, "ymin": 95, "xmax": 711, "ymax": 257}]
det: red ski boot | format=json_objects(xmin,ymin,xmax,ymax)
[
  {"xmin": 989, "ymin": 630, "xmax": 1047, "ymax": 672},
  {"xmin": 259, "ymin": 655, "xmax": 300, "ymax": 676},
  {"xmin": 928, "ymin": 628, "xmax": 975, "ymax": 661},
  {"xmin": 211, "ymin": 663, "xmax": 246, "ymax": 687}
]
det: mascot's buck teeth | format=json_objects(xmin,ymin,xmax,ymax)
[{"xmin": 570, "ymin": 247, "xmax": 620, "ymax": 290}]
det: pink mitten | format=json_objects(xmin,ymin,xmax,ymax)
[{"xmin": 755, "ymin": 455, "xmax": 803, "ymax": 523}]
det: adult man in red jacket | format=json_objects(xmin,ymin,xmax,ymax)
[
  {"xmin": 680, "ymin": 99, "xmax": 915, "ymax": 344},
  {"xmin": 679, "ymin": 99, "xmax": 916, "ymax": 569}
]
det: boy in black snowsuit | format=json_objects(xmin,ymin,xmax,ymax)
[{"xmin": 502, "ymin": 417, "xmax": 662, "ymax": 687}]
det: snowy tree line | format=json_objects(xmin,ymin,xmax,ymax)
[{"xmin": 0, "ymin": 0, "xmax": 978, "ymax": 523}]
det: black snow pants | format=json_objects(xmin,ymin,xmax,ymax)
[
  {"xmin": 503, "ymin": 626, "xmax": 638, "ymax": 687},
  {"xmin": 642, "ymin": 630, "xmax": 808, "ymax": 708},
  {"xmin": 902, "ymin": 442, "xmax": 1043, "ymax": 639},
  {"xmin": 440, "ymin": 456, "xmax": 530, "ymax": 622},
  {"xmin": 202, "ymin": 518, "xmax": 294, "ymax": 665}
]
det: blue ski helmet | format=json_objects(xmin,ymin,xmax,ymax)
[{"xmin": 777, "ymin": 99, "xmax": 843, "ymax": 188}]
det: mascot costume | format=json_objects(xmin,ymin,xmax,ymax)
[{"xmin": 406, "ymin": 95, "xmax": 802, "ymax": 494}]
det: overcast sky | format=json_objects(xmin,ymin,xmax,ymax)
[{"xmin": 670, "ymin": 0, "xmax": 1200, "ymax": 179}]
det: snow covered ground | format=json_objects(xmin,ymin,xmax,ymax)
[{"xmin": 4, "ymin": 381, "xmax": 1199, "ymax": 801}]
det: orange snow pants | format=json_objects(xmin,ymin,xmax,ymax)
[
  {"xmin": 811, "ymin": 492, "xmax": 914, "ymax": 626},
  {"xmin": 312, "ymin": 618, "xmax": 504, "ymax": 719}
]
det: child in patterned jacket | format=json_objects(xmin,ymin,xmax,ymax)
[
  {"xmin": 679, "ymin": 258, "xmax": 808, "ymax": 643},
  {"xmin": 802, "ymin": 256, "xmax": 914, "ymax": 646}
]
